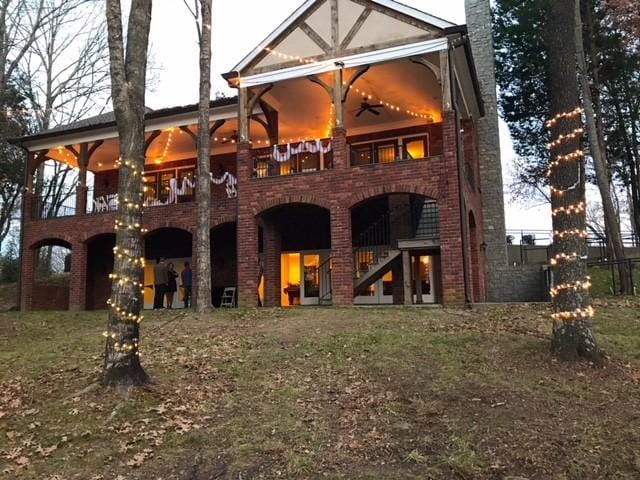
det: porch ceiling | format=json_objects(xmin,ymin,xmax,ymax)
[{"xmin": 262, "ymin": 56, "xmax": 443, "ymax": 141}]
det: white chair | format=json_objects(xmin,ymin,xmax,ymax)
[{"xmin": 220, "ymin": 287, "xmax": 236, "ymax": 308}]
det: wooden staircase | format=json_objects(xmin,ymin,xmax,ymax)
[{"xmin": 354, "ymin": 248, "xmax": 401, "ymax": 296}]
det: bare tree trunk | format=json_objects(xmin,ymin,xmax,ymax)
[
  {"xmin": 545, "ymin": 0, "xmax": 601, "ymax": 362},
  {"xmin": 575, "ymin": 0, "xmax": 631, "ymax": 294},
  {"xmin": 103, "ymin": 0, "xmax": 152, "ymax": 387},
  {"xmin": 195, "ymin": 0, "xmax": 213, "ymax": 313}
]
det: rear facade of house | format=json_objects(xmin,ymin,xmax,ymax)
[{"xmin": 16, "ymin": 0, "xmax": 515, "ymax": 311}]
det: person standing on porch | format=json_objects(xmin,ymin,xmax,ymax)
[
  {"xmin": 153, "ymin": 257, "xmax": 168, "ymax": 309},
  {"xmin": 166, "ymin": 262, "xmax": 178, "ymax": 309},
  {"xmin": 181, "ymin": 261, "xmax": 193, "ymax": 308}
]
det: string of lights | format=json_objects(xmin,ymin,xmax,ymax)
[
  {"xmin": 547, "ymin": 106, "xmax": 593, "ymax": 323},
  {"xmin": 264, "ymin": 46, "xmax": 317, "ymax": 65}
]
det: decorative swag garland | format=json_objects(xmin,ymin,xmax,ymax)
[{"xmin": 271, "ymin": 139, "xmax": 332, "ymax": 163}]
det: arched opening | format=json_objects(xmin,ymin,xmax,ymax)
[
  {"xmin": 210, "ymin": 222, "xmax": 238, "ymax": 307},
  {"xmin": 143, "ymin": 228, "xmax": 193, "ymax": 309},
  {"xmin": 351, "ymin": 193, "xmax": 441, "ymax": 305},
  {"xmin": 257, "ymin": 203, "xmax": 331, "ymax": 307},
  {"xmin": 32, "ymin": 239, "xmax": 72, "ymax": 310},
  {"xmin": 86, "ymin": 233, "xmax": 116, "ymax": 310}
]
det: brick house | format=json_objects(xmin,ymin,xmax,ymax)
[{"xmin": 15, "ymin": 0, "xmax": 502, "ymax": 311}]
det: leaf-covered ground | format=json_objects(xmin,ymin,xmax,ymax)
[{"xmin": 1, "ymin": 300, "xmax": 639, "ymax": 479}]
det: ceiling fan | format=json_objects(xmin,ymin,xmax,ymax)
[
  {"xmin": 222, "ymin": 131, "xmax": 238, "ymax": 144},
  {"xmin": 353, "ymin": 97, "xmax": 384, "ymax": 117}
]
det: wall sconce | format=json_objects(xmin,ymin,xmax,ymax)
[{"xmin": 480, "ymin": 241, "xmax": 488, "ymax": 252}]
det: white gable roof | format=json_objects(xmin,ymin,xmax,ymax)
[{"xmin": 227, "ymin": 0, "xmax": 456, "ymax": 76}]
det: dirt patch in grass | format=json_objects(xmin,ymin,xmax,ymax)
[{"xmin": 1, "ymin": 301, "xmax": 640, "ymax": 479}]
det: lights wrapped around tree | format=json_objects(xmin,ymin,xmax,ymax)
[
  {"xmin": 547, "ymin": 107, "xmax": 595, "ymax": 321},
  {"xmin": 104, "ymin": 167, "xmax": 147, "ymax": 356}
]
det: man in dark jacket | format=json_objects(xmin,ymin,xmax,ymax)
[{"xmin": 153, "ymin": 257, "xmax": 168, "ymax": 309}]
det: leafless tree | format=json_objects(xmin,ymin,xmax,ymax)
[
  {"xmin": 103, "ymin": 0, "xmax": 152, "ymax": 387},
  {"xmin": 574, "ymin": 0, "xmax": 631, "ymax": 293},
  {"xmin": 183, "ymin": 0, "xmax": 213, "ymax": 312}
]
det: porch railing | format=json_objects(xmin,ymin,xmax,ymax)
[
  {"xmin": 319, "ymin": 256, "xmax": 332, "ymax": 305},
  {"xmin": 252, "ymin": 138, "xmax": 333, "ymax": 179},
  {"xmin": 353, "ymin": 212, "xmax": 391, "ymax": 279},
  {"xmin": 32, "ymin": 193, "xmax": 76, "ymax": 220},
  {"xmin": 87, "ymin": 187, "xmax": 118, "ymax": 214}
]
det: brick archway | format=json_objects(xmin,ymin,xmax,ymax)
[
  {"xmin": 253, "ymin": 195, "xmax": 332, "ymax": 217},
  {"xmin": 347, "ymin": 183, "xmax": 439, "ymax": 210},
  {"xmin": 29, "ymin": 236, "xmax": 73, "ymax": 251}
]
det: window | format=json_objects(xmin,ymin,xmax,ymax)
[
  {"xmin": 352, "ymin": 145, "xmax": 373, "ymax": 165},
  {"xmin": 403, "ymin": 136, "xmax": 429, "ymax": 160},
  {"xmin": 376, "ymin": 142, "xmax": 397, "ymax": 163}
]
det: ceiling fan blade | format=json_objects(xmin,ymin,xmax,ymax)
[
  {"xmin": 370, "ymin": 104, "xmax": 384, "ymax": 109},
  {"xmin": 368, "ymin": 108, "xmax": 381, "ymax": 116},
  {"xmin": 355, "ymin": 109, "xmax": 365, "ymax": 117}
]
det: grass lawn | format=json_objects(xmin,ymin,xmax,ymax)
[{"xmin": 1, "ymin": 301, "xmax": 640, "ymax": 479}]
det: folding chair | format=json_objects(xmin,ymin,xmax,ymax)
[{"xmin": 220, "ymin": 287, "xmax": 236, "ymax": 308}]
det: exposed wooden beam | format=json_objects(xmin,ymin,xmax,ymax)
[
  {"xmin": 87, "ymin": 140, "xmax": 104, "ymax": 160},
  {"xmin": 333, "ymin": 68, "xmax": 344, "ymax": 128},
  {"xmin": 440, "ymin": 49, "xmax": 452, "ymax": 112},
  {"xmin": 330, "ymin": 0, "xmax": 339, "ymax": 52},
  {"xmin": 411, "ymin": 56, "xmax": 441, "ymax": 83},
  {"xmin": 238, "ymin": 87, "xmax": 250, "ymax": 143},
  {"xmin": 308, "ymin": 75, "xmax": 333, "ymax": 99},
  {"xmin": 64, "ymin": 144, "xmax": 79, "ymax": 159},
  {"xmin": 209, "ymin": 119, "xmax": 226, "ymax": 137},
  {"xmin": 145, "ymin": 130, "xmax": 162, "ymax": 152},
  {"xmin": 340, "ymin": 7, "xmax": 371, "ymax": 50},
  {"xmin": 300, "ymin": 22, "xmax": 331, "ymax": 53},
  {"xmin": 258, "ymin": 99, "xmax": 279, "ymax": 144},
  {"xmin": 341, "ymin": 64, "xmax": 370, "ymax": 103},
  {"xmin": 248, "ymin": 84, "xmax": 274, "ymax": 114},
  {"xmin": 349, "ymin": 0, "xmax": 433, "ymax": 32},
  {"xmin": 180, "ymin": 125, "xmax": 197, "ymax": 142}
]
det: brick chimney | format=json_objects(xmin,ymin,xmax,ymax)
[{"xmin": 465, "ymin": 0, "xmax": 509, "ymax": 301}]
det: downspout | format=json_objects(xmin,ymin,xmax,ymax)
[{"xmin": 449, "ymin": 37, "xmax": 473, "ymax": 307}]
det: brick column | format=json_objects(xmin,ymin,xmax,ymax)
[
  {"xmin": 262, "ymin": 217, "xmax": 281, "ymax": 307},
  {"xmin": 76, "ymin": 185, "xmax": 88, "ymax": 216},
  {"xmin": 69, "ymin": 241, "xmax": 88, "ymax": 311},
  {"xmin": 331, "ymin": 127, "xmax": 348, "ymax": 169},
  {"xmin": 20, "ymin": 244, "xmax": 34, "ymax": 311},
  {"xmin": 439, "ymin": 112, "xmax": 466, "ymax": 305},
  {"xmin": 330, "ymin": 203, "xmax": 353, "ymax": 305},
  {"xmin": 237, "ymin": 143, "xmax": 260, "ymax": 307}
]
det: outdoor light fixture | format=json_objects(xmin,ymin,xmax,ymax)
[{"xmin": 480, "ymin": 242, "xmax": 488, "ymax": 252}]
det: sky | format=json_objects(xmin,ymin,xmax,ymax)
[{"xmin": 144, "ymin": 0, "xmax": 553, "ymax": 234}]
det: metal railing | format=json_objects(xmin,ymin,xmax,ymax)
[
  {"xmin": 252, "ymin": 139, "xmax": 333, "ymax": 179},
  {"xmin": 350, "ymin": 143, "xmax": 429, "ymax": 166},
  {"xmin": 507, "ymin": 229, "xmax": 640, "ymax": 265},
  {"xmin": 87, "ymin": 187, "xmax": 118, "ymax": 214},
  {"xmin": 318, "ymin": 256, "xmax": 332, "ymax": 304},
  {"xmin": 353, "ymin": 212, "xmax": 391, "ymax": 279},
  {"xmin": 32, "ymin": 193, "xmax": 76, "ymax": 220},
  {"xmin": 587, "ymin": 258, "xmax": 640, "ymax": 296}
]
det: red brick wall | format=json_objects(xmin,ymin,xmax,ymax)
[
  {"xmin": 21, "ymin": 118, "xmax": 484, "ymax": 309},
  {"xmin": 31, "ymin": 284, "xmax": 69, "ymax": 310}
]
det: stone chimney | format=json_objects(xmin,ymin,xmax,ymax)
[{"xmin": 465, "ymin": 0, "xmax": 509, "ymax": 301}]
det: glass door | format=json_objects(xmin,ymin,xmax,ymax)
[
  {"xmin": 412, "ymin": 255, "xmax": 435, "ymax": 304},
  {"xmin": 301, "ymin": 254, "xmax": 320, "ymax": 305}
]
